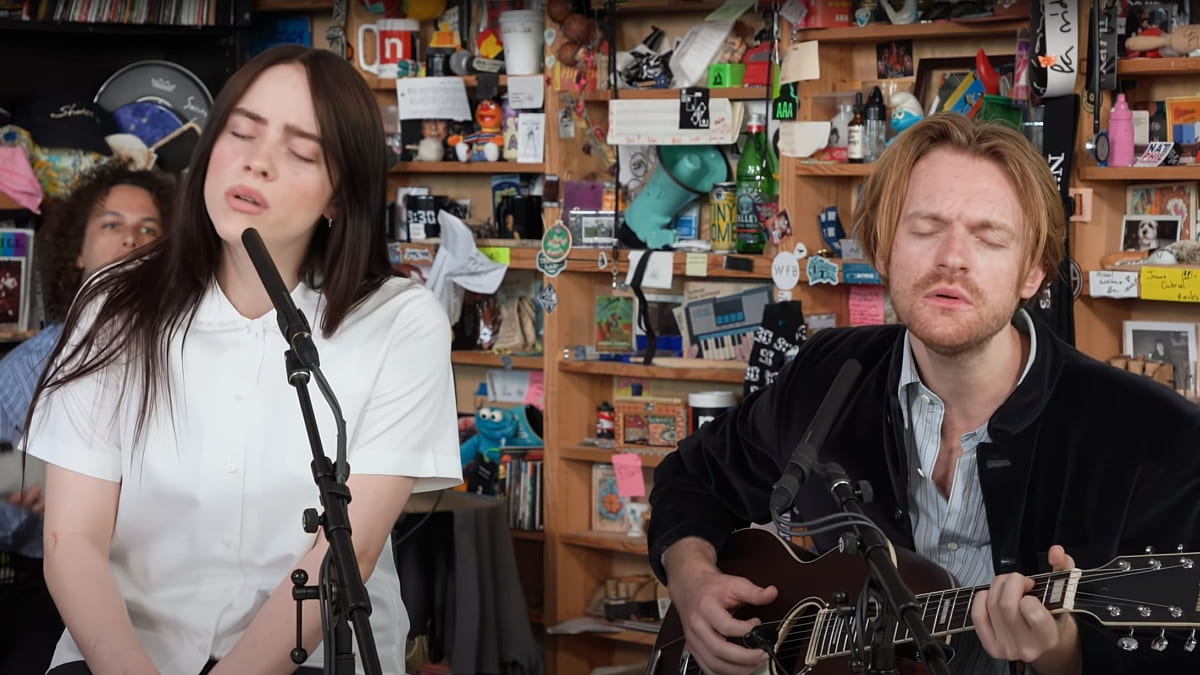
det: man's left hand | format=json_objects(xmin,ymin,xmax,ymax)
[{"xmin": 973, "ymin": 545, "xmax": 1081, "ymax": 675}]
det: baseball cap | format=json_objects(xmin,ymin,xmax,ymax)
[{"xmin": 19, "ymin": 98, "xmax": 116, "ymax": 156}]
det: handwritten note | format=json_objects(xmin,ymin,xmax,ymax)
[
  {"xmin": 848, "ymin": 285, "xmax": 885, "ymax": 325},
  {"xmin": 610, "ymin": 453, "xmax": 646, "ymax": 497},
  {"xmin": 394, "ymin": 77, "xmax": 472, "ymax": 121},
  {"xmin": 1088, "ymin": 270, "xmax": 1138, "ymax": 298},
  {"xmin": 780, "ymin": 41, "xmax": 820, "ymax": 84},
  {"xmin": 506, "ymin": 75, "xmax": 544, "ymax": 109},
  {"xmin": 685, "ymin": 253, "xmax": 708, "ymax": 277},
  {"xmin": 486, "ymin": 369, "xmax": 532, "ymax": 403},
  {"xmin": 1139, "ymin": 266, "xmax": 1200, "ymax": 302},
  {"xmin": 477, "ymin": 246, "xmax": 511, "ymax": 265}
]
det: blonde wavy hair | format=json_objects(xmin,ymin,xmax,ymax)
[{"xmin": 852, "ymin": 113, "xmax": 1064, "ymax": 284}]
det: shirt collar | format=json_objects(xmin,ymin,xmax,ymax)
[
  {"xmin": 897, "ymin": 308, "xmax": 1038, "ymax": 405},
  {"xmin": 193, "ymin": 278, "xmax": 323, "ymax": 331}
]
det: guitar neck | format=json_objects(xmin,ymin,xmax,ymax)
[{"xmin": 813, "ymin": 570, "xmax": 1078, "ymax": 659}]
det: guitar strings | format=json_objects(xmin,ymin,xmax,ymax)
[{"xmin": 670, "ymin": 562, "xmax": 1197, "ymax": 662}]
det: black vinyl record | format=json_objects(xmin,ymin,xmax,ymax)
[{"xmin": 94, "ymin": 60, "xmax": 214, "ymax": 130}]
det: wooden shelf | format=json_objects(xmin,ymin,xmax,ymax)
[
  {"xmin": 795, "ymin": 162, "xmax": 875, "ymax": 177},
  {"xmin": 451, "ymin": 351, "xmax": 543, "ymax": 369},
  {"xmin": 794, "ymin": 18, "xmax": 1028, "ymax": 43},
  {"xmin": 252, "ymin": 0, "xmax": 333, "ymax": 10},
  {"xmin": 0, "ymin": 18, "xmax": 239, "ymax": 34},
  {"xmin": 367, "ymin": 73, "xmax": 510, "ymax": 91},
  {"xmin": 510, "ymin": 528, "xmax": 545, "ymax": 541},
  {"xmin": 584, "ymin": 86, "xmax": 769, "ymax": 101},
  {"xmin": 389, "ymin": 161, "xmax": 545, "ymax": 174},
  {"xmin": 1078, "ymin": 166, "xmax": 1200, "ymax": 181},
  {"xmin": 591, "ymin": 629, "xmax": 659, "ymax": 646},
  {"xmin": 0, "ymin": 330, "xmax": 38, "ymax": 343},
  {"xmin": 560, "ymin": 444, "xmax": 672, "ymax": 468},
  {"xmin": 561, "ymin": 530, "xmax": 648, "ymax": 555},
  {"xmin": 592, "ymin": 0, "xmax": 770, "ymax": 12},
  {"xmin": 0, "ymin": 193, "xmax": 27, "ymax": 212},
  {"xmin": 1117, "ymin": 58, "xmax": 1200, "ymax": 76},
  {"xmin": 559, "ymin": 359, "xmax": 747, "ymax": 383}
]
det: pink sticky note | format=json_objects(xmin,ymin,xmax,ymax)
[
  {"xmin": 610, "ymin": 453, "xmax": 646, "ymax": 497},
  {"xmin": 848, "ymin": 285, "xmax": 885, "ymax": 326},
  {"xmin": 523, "ymin": 371, "xmax": 545, "ymax": 408}
]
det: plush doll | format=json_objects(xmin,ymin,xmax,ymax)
[
  {"xmin": 459, "ymin": 404, "xmax": 543, "ymax": 467},
  {"xmin": 448, "ymin": 98, "xmax": 504, "ymax": 162},
  {"xmin": 887, "ymin": 92, "xmax": 924, "ymax": 145}
]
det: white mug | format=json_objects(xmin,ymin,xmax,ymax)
[
  {"xmin": 626, "ymin": 502, "xmax": 651, "ymax": 537},
  {"xmin": 357, "ymin": 19, "xmax": 419, "ymax": 79}
]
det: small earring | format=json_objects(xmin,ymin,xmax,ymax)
[{"xmin": 326, "ymin": 217, "xmax": 334, "ymax": 229}]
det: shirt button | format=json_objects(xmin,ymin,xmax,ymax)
[
  {"xmin": 916, "ymin": 467, "xmax": 926, "ymax": 478},
  {"xmin": 921, "ymin": 395, "xmax": 931, "ymax": 404},
  {"xmin": 947, "ymin": 542, "xmax": 959, "ymax": 551},
  {"xmin": 226, "ymin": 463, "xmax": 238, "ymax": 473}
]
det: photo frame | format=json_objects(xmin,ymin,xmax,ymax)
[
  {"xmin": 567, "ymin": 209, "xmax": 617, "ymax": 248},
  {"xmin": 1122, "ymin": 320, "xmax": 1197, "ymax": 393},
  {"xmin": 1126, "ymin": 182, "xmax": 1198, "ymax": 240},
  {"xmin": 591, "ymin": 463, "xmax": 629, "ymax": 533},
  {"xmin": 0, "ymin": 256, "xmax": 26, "ymax": 332},
  {"xmin": 913, "ymin": 56, "xmax": 1015, "ymax": 117},
  {"xmin": 1119, "ymin": 214, "xmax": 1182, "ymax": 252},
  {"xmin": 1164, "ymin": 96, "xmax": 1200, "ymax": 145}
]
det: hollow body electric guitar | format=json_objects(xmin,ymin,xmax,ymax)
[{"xmin": 649, "ymin": 528, "xmax": 1200, "ymax": 674}]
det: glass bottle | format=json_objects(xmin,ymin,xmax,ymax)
[
  {"xmin": 735, "ymin": 112, "xmax": 774, "ymax": 254},
  {"xmin": 847, "ymin": 93, "xmax": 866, "ymax": 164}
]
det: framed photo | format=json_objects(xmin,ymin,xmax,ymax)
[
  {"xmin": 567, "ymin": 210, "xmax": 617, "ymax": 248},
  {"xmin": 595, "ymin": 295, "xmax": 634, "ymax": 352},
  {"xmin": 1123, "ymin": 320, "xmax": 1197, "ymax": 393},
  {"xmin": 1126, "ymin": 182, "xmax": 1198, "ymax": 240},
  {"xmin": 1120, "ymin": 214, "xmax": 1182, "ymax": 252},
  {"xmin": 913, "ymin": 56, "xmax": 1014, "ymax": 117},
  {"xmin": 1164, "ymin": 96, "xmax": 1200, "ymax": 145},
  {"xmin": 591, "ymin": 463, "xmax": 629, "ymax": 533},
  {"xmin": 875, "ymin": 39, "xmax": 914, "ymax": 79}
]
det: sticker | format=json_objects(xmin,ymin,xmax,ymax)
[
  {"xmin": 535, "ymin": 282, "xmax": 558, "ymax": 314},
  {"xmin": 1069, "ymin": 259, "xmax": 1082, "ymax": 300},
  {"xmin": 537, "ymin": 250, "xmax": 568, "ymax": 277},
  {"xmin": 771, "ymin": 251, "xmax": 801, "ymax": 290},
  {"xmin": 402, "ymin": 247, "xmax": 433, "ymax": 263},
  {"xmin": 558, "ymin": 109, "xmax": 576, "ymax": 139},
  {"xmin": 678, "ymin": 87, "xmax": 710, "ymax": 130},
  {"xmin": 840, "ymin": 262, "xmax": 881, "ymax": 285},
  {"xmin": 806, "ymin": 255, "xmax": 839, "ymax": 286},
  {"xmin": 541, "ymin": 220, "xmax": 572, "ymax": 261},
  {"xmin": 793, "ymin": 242, "xmax": 808, "ymax": 259}
]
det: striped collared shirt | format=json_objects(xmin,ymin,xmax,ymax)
[{"xmin": 897, "ymin": 310, "xmax": 1036, "ymax": 675}]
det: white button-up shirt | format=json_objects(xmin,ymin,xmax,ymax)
[{"xmin": 29, "ymin": 277, "xmax": 463, "ymax": 674}]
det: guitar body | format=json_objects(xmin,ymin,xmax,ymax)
[{"xmin": 650, "ymin": 528, "xmax": 957, "ymax": 675}]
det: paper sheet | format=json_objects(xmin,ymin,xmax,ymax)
[
  {"xmin": 668, "ymin": 21, "xmax": 735, "ymax": 89},
  {"xmin": 608, "ymin": 99, "xmax": 744, "ymax": 145},
  {"xmin": 395, "ymin": 77, "xmax": 473, "ymax": 121},
  {"xmin": 780, "ymin": 41, "xmax": 820, "ymax": 83},
  {"xmin": 625, "ymin": 251, "xmax": 675, "ymax": 290},
  {"xmin": 506, "ymin": 75, "xmax": 545, "ymax": 109},
  {"xmin": 1088, "ymin": 270, "xmax": 1138, "ymax": 299},
  {"xmin": 706, "ymin": 0, "xmax": 756, "ymax": 21}
]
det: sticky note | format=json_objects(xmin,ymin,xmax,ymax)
[
  {"xmin": 523, "ymin": 371, "xmax": 545, "ymax": 408},
  {"xmin": 610, "ymin": 453, "xmax": 646, "ymax": 497},
  {"xmin": 1139, "ymin": 266, "xmax": 1200, "ymax": 302},
  {"xmin": 685, "ymin": 253, "xmax": 708, "ymax": 277},
  {"xmin": 848, "ymin": 285, "xmax": 885, "ymax": 325}
]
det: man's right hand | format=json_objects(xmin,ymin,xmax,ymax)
[
  {"xmin": 7, "ymin": 484, "xmax": 43, "ymax": 514},
  {"xmin": 662, "ymin": 537, "xmax": 779, "ymax": 675}
]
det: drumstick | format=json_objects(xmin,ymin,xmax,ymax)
[{"xmin": 1125, "ymin": 25, "xmax": 1200, "ymax": 54}]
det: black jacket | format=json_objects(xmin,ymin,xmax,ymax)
[{"xmin": 649, "ymin": 321, "xmax": 1200, "ymax": 673}]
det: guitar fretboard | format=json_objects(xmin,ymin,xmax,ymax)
[{"xmin": 812, "ymin": 570, "xmax": 1077, "ymax": 660}]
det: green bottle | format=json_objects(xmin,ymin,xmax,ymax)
[{"xmin": 735, "ymin": 112, "xmax": 776, "ymax": 254}]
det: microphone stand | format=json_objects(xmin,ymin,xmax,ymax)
[
  {"xmin": 819, "ymin": 460, "xmax": 950, "ymax": 675},
  {"xmin": 282, "ymin": 349, "xmax": 382, "ymax": 675}
]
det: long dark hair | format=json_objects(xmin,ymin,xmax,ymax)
[
  {"xmin": 28, "ymin": 45, "xmax": 393, "ymax": 441},
  {"xmin": 37, "ymin": 161, "xmax": 176, "ymax": 323}
]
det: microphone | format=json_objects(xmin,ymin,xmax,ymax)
[
  {"xmin": 769, "ymin": 359, "xmax": 861, "ymax": 517},
  {"xmin": 241, "ymin": 227, "xmax": 321, "ymax": 368}
]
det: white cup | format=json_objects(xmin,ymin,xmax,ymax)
[
  {"xmin": 498, "ymin": 10, "xmax": 544, "ymax": 76},
  {"xmin": 357, "ymin": 18, "xmax": 419, "ymax": 79}
]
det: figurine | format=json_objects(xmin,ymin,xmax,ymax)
[
  {"xmin": 887, "ymin": 91, "xmax": 924, "ymax": 145},
  {"xmin": 415, "ymin": 118, "xmax": 449, "ymax": 162},
  {"xmin": 448, "ymin": 98, "xmax": 504, "ymax": 162}
]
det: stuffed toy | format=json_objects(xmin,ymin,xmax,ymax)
[{"xmin": 459, "ymin": 404, "xmax": 542, "ymax": 468}]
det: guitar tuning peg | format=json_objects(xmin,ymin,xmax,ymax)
[
  {"xmin": 1118, "ymin": 628, "xmax": 1139, "ymax": 652},
  {"xmin": 1152, "ymin": 629, "xmax": 1169, "ymax": 652},
  {"xmin": 1186, "ymin": 630, "xmax": 1197, "ymax": 653},
  {"xmin": 1178, "ymin": 544, "xmax": 1185, "ymax": 552},
  {"xmin": 1145, "ymin": 545, "xmax": 1155, "ymax": 554}
]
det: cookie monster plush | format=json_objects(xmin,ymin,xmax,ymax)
[{"xmin": 459, "ymin": 405, "xmax": 542, "ymax": 468}]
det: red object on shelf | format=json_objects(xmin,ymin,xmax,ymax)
[{"xmin": 741, "ymin": 42, "xmax": 771, "ymax": 86}]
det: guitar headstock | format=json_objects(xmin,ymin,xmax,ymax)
[{"xmin": 1072, "ymin": 549, "xmax": 1200, "ymax": 630}]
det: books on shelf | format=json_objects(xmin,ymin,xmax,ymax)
[{"xmin": 499, "ymin": 448, "xmax": 543, "ymax": 531}]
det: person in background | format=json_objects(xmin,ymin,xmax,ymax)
[
  {"xmin": 25, "ymin": 44, "xmax": 462, "ymax": 675},
  {"xmin": 647, "ymin": 114, "xmax": 1200, "ymax": 675},
  {"xmin": 0, "ymin": 160, "xmax": 172, "ymax": 674}
]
